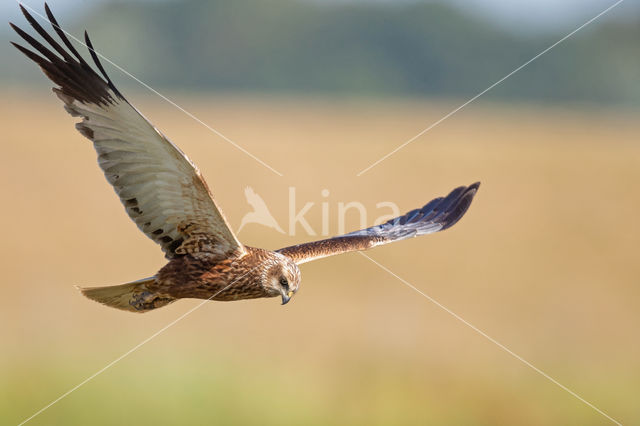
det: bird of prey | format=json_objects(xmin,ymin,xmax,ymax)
[
  {"xmin": 11, "ymin": 4, "xmax": 480, "ymax": 312},
  {"xmin": 237, "ymin": 187, "xmax": 285, "ymax": 234}
]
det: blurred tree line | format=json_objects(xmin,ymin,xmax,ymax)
[{"xmin": 5, "ymin": 0, "xmax": 639, "ymax": 104}]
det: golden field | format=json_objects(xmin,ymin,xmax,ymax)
[{"xmin": 0, "ymin": 92, "xmax": 638, "ymax": 425}]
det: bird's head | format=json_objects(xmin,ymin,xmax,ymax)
[{"xmin": 263, "ymin": 253, "xmax": 301, "ymax": 305}]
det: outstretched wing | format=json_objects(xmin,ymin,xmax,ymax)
[
  {"xmin": 277, "ymin": 183, "xmax": 479, "ymax": 264},
  {"xmin": 11, "ymin": 4, "xmax": 244, "ymax": 259}
]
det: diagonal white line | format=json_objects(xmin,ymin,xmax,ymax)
[
  {"xmin": 356, "ymin": 0, "xmax": 626, "ymax": 176},
  {"xmin": 17, "ymin": 265, "xmax": 259, "ymax": 426},
  {"xmin": 16, "ymin": 1, "xmax": 283, "ymax": 177},
  {"xmin": 358, "ymin": 251, "xmax": 622, "ymax": 425},
  {"xmin": 11, "ymin": 2, "xmax": 627, "ymax": 425}
]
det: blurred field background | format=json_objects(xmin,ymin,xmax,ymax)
[{"xmin": 1, "ymin": 0, "xmax": 639, "ymax": 425}]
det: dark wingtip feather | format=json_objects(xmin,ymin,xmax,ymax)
[
  {"xmin": 11, "ymin": 20, "xmax": 61, "ymax": 63},
  {"xmin": 18, "ymin": 3, "xmax": 30, "ymax": 19},
  {"xmin": 84, "ymin": 29, "xmax": 124, "ymax": 99},
  {"xmin": 44, "ymin": 2, "xmax": 89, "ymax": 67},
  {"xmin": 11, "ymin": 3, "xmax": 123, "ymax": 106},
  {"xmin": 11, "ymin": 40, "xmax": 45, "ymax": 65},
  {"xmin": 18, "ymin": 3, "xmax": 73, "ymax": 62},
  {"xmin": 440, "ymin": 182, "xmax": 480, "ymax": 230}
]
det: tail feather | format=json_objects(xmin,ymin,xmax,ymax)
[{"xmin": 78, "ymin": 277, "xmax": 175, "ymax": 313}]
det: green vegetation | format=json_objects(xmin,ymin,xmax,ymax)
[
  {"xmin": 3, "ymin": 353, "xmax": 636, "ymax": 425},
  {"xmin": 4, "ymin": 0, "xmax": 639, "ymax": 104}
]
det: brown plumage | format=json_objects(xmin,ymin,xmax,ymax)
[{"xmin": 11, "ymin": 4, "xmax": 479, "ymax": 313}]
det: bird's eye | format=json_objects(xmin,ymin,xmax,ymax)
[{"xmin": 279, "ymin": 277, "xmax": 289, "ymax": 289}]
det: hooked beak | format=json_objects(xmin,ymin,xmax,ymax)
[{"xmin": 281, "ymin": 291, "xmax": 294, "ymax": 305}]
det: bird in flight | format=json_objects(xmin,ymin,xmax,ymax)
[{"xmin": 11, "ymin": 4, "xmax": 480, "ymax": 312}]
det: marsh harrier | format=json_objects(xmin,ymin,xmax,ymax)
[{"xmin": 11, "ymin": 4, "xmax": 479, "ymax": 312}]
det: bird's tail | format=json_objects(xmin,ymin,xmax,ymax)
[{"xmin": 78, "ymin": 277, "xmax": 175, "ymax": 313}]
